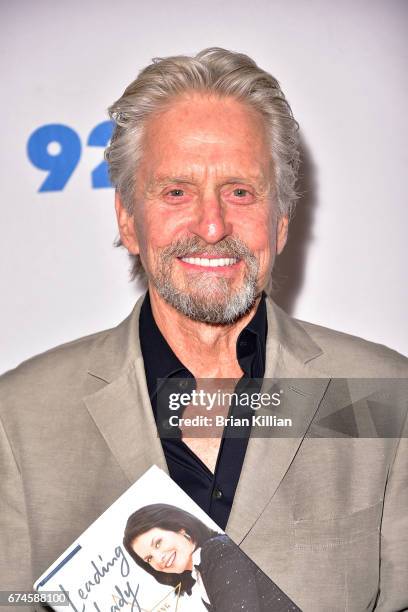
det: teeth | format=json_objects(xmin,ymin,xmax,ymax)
[{"xmin": 181, "ymin": 257, "xmax": 238, "ymax": 267}]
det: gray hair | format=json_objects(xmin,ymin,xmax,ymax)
[{"xmin": 105, "ymin": 47, "xmax": 300, "ymax": 279}]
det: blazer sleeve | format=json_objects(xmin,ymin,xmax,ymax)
[
  {"xmin": 0, "ymin": 414, "xmax": 33, "ymax": 604},
  {"xmin": 375, "ymin": 416, "xmax": 408, "ymax": 611}
]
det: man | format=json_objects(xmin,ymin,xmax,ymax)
[{"xmin": 0, "ymin": 48, "xmax": 407, "ymax": 611}]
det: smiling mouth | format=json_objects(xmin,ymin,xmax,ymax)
[
  {"xmin": 179, "ymin": 256, "xmax": 239, "ymax": 268},
  {"xmin": 164, "ymin": 551, "xmax": 176, "ymax": 569}
]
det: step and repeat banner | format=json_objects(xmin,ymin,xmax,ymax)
[{"xmin": 1, "ymin": 0, "xmax": 407, "ymax": 373}]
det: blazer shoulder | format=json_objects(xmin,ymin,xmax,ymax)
[
  {"xmin": 0, "ymin": 327, "xmax": 111, "ymax": 402},
  {"xmin": 297, "ymin": 318, "xmax": 408, "ymax": 377}
]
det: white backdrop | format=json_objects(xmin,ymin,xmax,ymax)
[{"xmin": 1, "ymin": 0, "xmax": 407, "ymax": 374}]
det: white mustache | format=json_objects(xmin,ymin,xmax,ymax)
[{"xmin": 159, "ymin": 236, "xmax": 255, "ymax": 261}]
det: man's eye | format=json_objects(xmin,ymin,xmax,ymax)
[
  {"xmin": 155, "ymin": 539, "xmax": 161, "ymax": 548},
  {"xmin": 233, "ymin": 188, "xmax": 248, "ymax": 197},
  {"xmin": 146, "ymin": 555, "xmax": 152, "ymax": 563},
  {"xmin": 167, "ymin": 189, "xmax": 184, "ymax": 197}
]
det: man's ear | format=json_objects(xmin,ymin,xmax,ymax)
[
  {"xmin": 276, "ymin": 215, "xmax": 289, "ymax": 255},
  {"xmin": 115, "ymin": 192, "xmax": 139, "ymax": 255}
]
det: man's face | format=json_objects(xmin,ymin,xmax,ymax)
[{"xmin": 116, "ymin": 93, "xmax": 288, "ymax": 323}]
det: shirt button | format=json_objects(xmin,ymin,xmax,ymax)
[
  {"xmin": 213, "ymin": 487, "xmax": 223, "ymax": 500},
  {"xmin": 178, "ymin": 380, "xmax": 190, "ymax": 389}
]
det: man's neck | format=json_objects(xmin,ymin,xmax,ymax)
[{"xmin": 148, "ymin": 285, "xmax": 261, "ymax": 379}]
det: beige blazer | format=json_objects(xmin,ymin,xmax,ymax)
[{"xmin": 0, "ymin": 295, "xmax": 407, "ymax": 611}]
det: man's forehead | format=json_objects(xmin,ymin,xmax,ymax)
[{"xmin": 141, "ymin": 93, "xmax": 270, "ymax": 150}]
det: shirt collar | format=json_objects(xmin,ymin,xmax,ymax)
[{"xmin": 139, "ymin": 293, "xmax": 191, "ymax": 402}]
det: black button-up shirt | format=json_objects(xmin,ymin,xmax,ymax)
[{"xmin": 139, "ymin": 292, "xmax": 267, "ymax": 530}]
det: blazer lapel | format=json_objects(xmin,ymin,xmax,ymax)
[
  {"xmin": 83, "ymin": 295, "xmax": 168, "ymax": 485},
  {"xmin": 226, "ymin": 298, "xmax": 330, "ymax": 544}
]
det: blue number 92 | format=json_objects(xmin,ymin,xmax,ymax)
[{"xmin": 27, "ymin": 121, "xmax": 113, "ymax": 192}]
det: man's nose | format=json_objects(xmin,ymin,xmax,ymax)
[{"xmin": 187, "ymin": 195, "xmax": 232, "ymax": 244}]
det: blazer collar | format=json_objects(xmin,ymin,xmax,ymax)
[
  {"xmin": 86, "ymin": 295, "xmax": 145, "ymax": 385},
  {"xmin": 86, "ymin": 294, "xmax": 324, "ymax": 384},
  {"xmin": 264, "ymin": 298, "xmax": 323, "ymax": 369}
]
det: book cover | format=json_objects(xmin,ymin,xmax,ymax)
[{"xmin": 34, "ymin": 466, "xmax": 301, "ymax": 611}]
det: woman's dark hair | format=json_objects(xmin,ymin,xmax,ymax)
[{"xmin": 123, "ymin": 503, "xmax": 218, "ymax": 595}]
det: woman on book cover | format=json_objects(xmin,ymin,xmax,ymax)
[{"xmin": 123, "ymin": 503, "xmax": 299, "ymax": 612}]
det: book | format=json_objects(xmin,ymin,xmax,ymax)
[{"xmin": 34, "ymin": 465, "xmax": 301, "ymax": 611}]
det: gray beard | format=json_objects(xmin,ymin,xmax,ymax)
[{"xmin": 150, "ymin": 236, "xmax": 260, "ymax": 325}]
